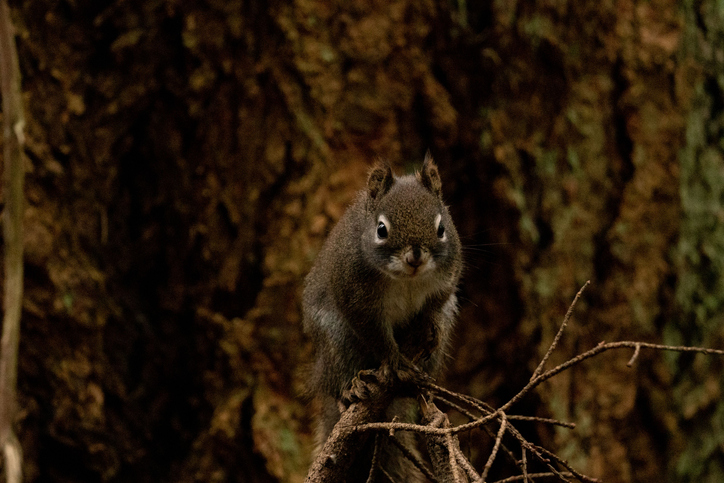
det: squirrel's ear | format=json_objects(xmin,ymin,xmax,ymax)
[
  {"xmin": 419, "ymin": 149, "xmax": 442, "ymax": 197},
  {"xmin": 367, "ymin": 162, "xmax": 393, "ymax": 202}
]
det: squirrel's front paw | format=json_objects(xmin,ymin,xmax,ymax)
[
  {"xmin": 341, "ymin": 369, "xmax": 379, "ymax": 406},
  {"xmin": 382, "ymin": 355, "xmax": 426, "ymax": 387}
]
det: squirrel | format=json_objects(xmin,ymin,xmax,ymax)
[{"xmin": 303, "ymin": 151, "xmax": 462, "ymax": 479}]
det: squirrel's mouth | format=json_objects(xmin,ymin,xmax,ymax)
[
  {"xmin": 385, "ymin": 252, "xmax": 436, "ymax": 278},
  {"xmin": 402, "ymin": 265, "xmax": 422, "ymax": 277}
]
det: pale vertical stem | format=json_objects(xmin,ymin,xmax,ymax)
[{"xmin": 0, "ymin": 0, "xmax": 25, "ymax": 481}]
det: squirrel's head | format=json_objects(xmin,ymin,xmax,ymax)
[{"xmin": 362, "ymin": 151, "xmax": 461, "ymax": 280}]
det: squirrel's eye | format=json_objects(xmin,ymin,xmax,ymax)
[
  {"xmin": 377, "ymin": 222, "xmax": 388, "ymax": 239},
  {"xmin": 437, "ymin": 223, "xmax": 445, "ymax": 239}
]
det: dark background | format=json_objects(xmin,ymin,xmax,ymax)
[{"xmin": 1, "ymin": 0, "xmax": 723, "ymax": 481}]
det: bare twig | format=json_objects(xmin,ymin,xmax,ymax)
[
  {"xmin": 492, "ymin": 472, "xmax": 574, "ymax": 483},
  {"xmin": 480, "ymin": 413, "xmax": 507, "ymax": 482},
  {"xmin": 379, "ymin": 467, "xmax": 394, "ymax": 482},
  {"xmin": 433, "ymin": 392, "xmax": 521, "ymax": 468},
  {"xmin": 427, "ymin": 382, "xmax": 496, "ymax": 416},
  {"xmin": 365, "ymin": 433, "xmax": 381, "ymax": 483},
  {"xmin": 531, "ymin": 281, "xmax": 590, "ymax": 382},
  {"xmin": 387, "ymin": 433, "xmax": 437, "ymax": 482},
  {"xmin": 432, "ymin": 389, "xmax": 574, "ymax": 482},
  {"xmin": 455, "ymin": 445, "xmax": 480, "ymax": 481},
  {"xmin": 531, "ymin": 341, "xmax": 724, "ymax": 391},
  {"xmin": 446, "ymin": 428, "xmax": 463, "ymax": 483},
  {"xmin": 352, "ymin": 342, "xmax": 724, "ymax": 445},
  {"xmin": 434, "ymin": 389, "xmax": 573, "ymax": 482},
  {"xmin": 503, "ymin": 418, "xmax": 572, "ymax": 481},
  {"xmin": 507, "ymin": 415, "xmax": 574, "ymax": 430},
  {"xmin": 432, "ymin": 392, "xmax": 481, "ymax": 420},
  {"xmin": 0, "ymin": 1, "xmax": 25, "ymax": 482},
  {"xmin": 627, "ymin": 343, "xmax": 641, "ymax": 367},
  {"xmin": 307, "ymin": 282, "xmax": 724, "ymax": 483},
  {"xmin": 433, "ymin": 380, "xmax": 588, "ymax": 482},
  {"xmin": 530, "ymin": 444, "xmax": 600, "ymax": 482}
]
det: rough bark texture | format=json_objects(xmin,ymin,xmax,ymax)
[{"xmin": 0, "ymin": 0, "xmax": 722, "ymax": 481}]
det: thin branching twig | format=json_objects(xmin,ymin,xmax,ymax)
[
  {"xmin": 507, "ymin": 415, "xmax": 574, "ymax": 429},
  {"xmin": 365, "ymin": 433, "xmax": 381, "ymax": 483},
  {"xmin": 433, "ymin": 392, "xmax": 521, "ymax": 468},
  {"xmin": 503, "ymin": 418, "xmax": 575, "ymax": 482},
  {"xmin": 530, "ymin": 341, "xmax": 724, "ymax": 391},
  {"xmin": 480, "ymin": 413, "xmax": 507, "ymax": 482},
  {"xmin": 627, "ymin": 343, "xmax": 641, "ymax": 367},
  {"xmin": 531, "ymin": 281, "xmax": 590, "ymax": 382},
  {"xmin": 308, "ymin": 281, "xmax": 724, "ymax": 483},
  {"xmin": 531, "ymin": 444, "xmax": 599, "ymax": 483},
  {"xmin": 387, "ymin": 433, "xmax": 437, "ymax": 482},
  {"xmin": 492, "ymin": 472, "xmax": 574, "ymax": 483}
]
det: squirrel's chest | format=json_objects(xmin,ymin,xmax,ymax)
[{"xmin": 381, "ymin": 278, "xmax": 439, "ymax": 327}]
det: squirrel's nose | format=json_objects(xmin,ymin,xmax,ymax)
[{"xmin": 405, "ymin": 248, "xmax": 423, "ymax": 267}]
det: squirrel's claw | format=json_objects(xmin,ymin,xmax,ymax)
[{"xmin": 341, "ymin": 369, "xmax": 380, "ymax": 406}]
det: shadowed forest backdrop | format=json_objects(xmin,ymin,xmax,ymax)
[{"xmin": 0, "ymin": 0, "xmax": 722, "ymax": 481}]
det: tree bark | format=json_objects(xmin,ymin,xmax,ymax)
[{"xmin": 0, "ymin": 0, "xmax": 721, "ymax": 481}]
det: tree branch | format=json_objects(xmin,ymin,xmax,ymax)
[
  {"xmin": 304, "ymin": 371, "xmax": 395, "ymax": 483},
  {"xmin": 305, "ymin": 282, "xmax": 724, "ymax": 482},
  {"xmin": 531, "ymin": 281, "xmax": 590, "ymax": 381},
  {"xmin": 0, "ymin": 1, "xmax": 24, "ymax": 482},
  {"xmin": 479, "ymin": 413, "xmax": 506, "ymax": 482}
]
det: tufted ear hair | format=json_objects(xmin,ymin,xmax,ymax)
[
  {"xmin": 418, "ymin": 149, "xmax": 442, "ymax": 198},
  {"xmin": 367, "ymin": 161, "xmax": 394, "ymax": 203}
]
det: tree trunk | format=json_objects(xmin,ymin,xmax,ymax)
[{"xmin": 0, "ymin": 0, "xmax": 721, "ymax": 481}]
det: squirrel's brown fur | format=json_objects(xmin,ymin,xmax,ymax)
[{"xmin": 303, "ymin": 152, "xmax": 462, "ymax": 480}]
